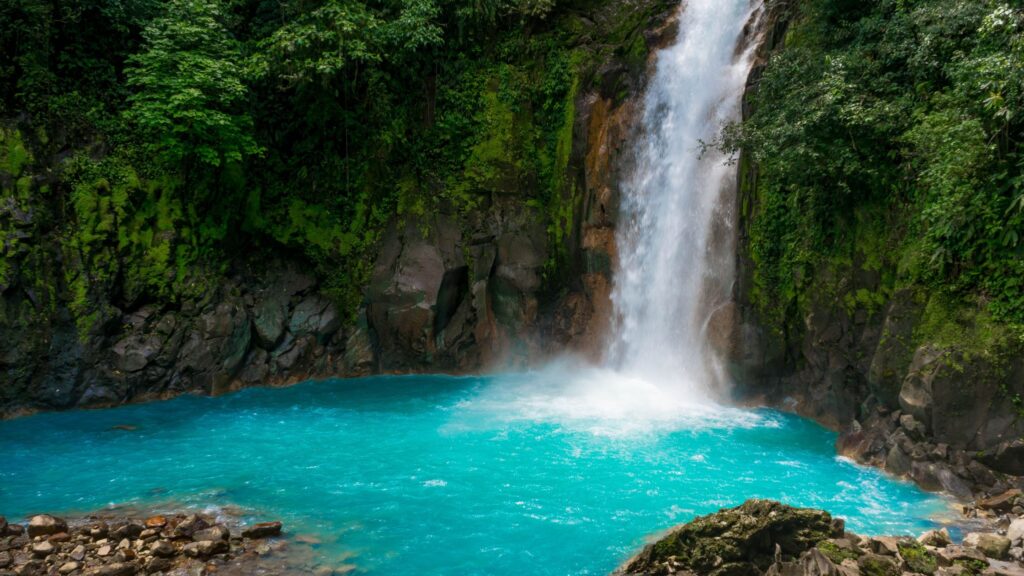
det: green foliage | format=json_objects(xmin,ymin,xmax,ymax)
[
  {"xmin": 125, "ymin": 0, "xmax": 261, "ymax": 169},
  {"xmin": 897, "ymin": 541, "xmax": 938, "ymax": 575},
  {"xmin": 729, "ymin": 0, "xmax": 1024, "ymax": 329},
  {"xmin": 816, "ymin": 541, "xmax": 860, "ymax": 565},
  {"xmin": 0, "ymin": 0, "xmax": 664, "ymax": 332}
]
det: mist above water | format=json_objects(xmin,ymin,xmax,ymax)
[{"xmin": 605, "ymin": 0, "xmax": 763, "ymax": 402}]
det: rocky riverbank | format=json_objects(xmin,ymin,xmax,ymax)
[
  {"xmin": 0, "ymin": 511, "xmax": 343, "ymax": 576},
  {"xmin": 616, "ymin": 499, "xmax": 1024, "ymax": 576}
]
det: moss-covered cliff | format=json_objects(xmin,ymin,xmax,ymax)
[
  {"xmin": 0, "ymin": 0, "xmax": 671, "ymax": 415},
  {"xmin": 732, "ymin": 0, "xmax": 1024, "ymax": 494}
]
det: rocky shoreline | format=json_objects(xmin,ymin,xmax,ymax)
[
  {"xmin": 0, "ymin": 511, "xmax": 346, "ymax": 576},
  {"xmin": 616, "ymin": 499, "xmax": 1024, "ymax": 576}
]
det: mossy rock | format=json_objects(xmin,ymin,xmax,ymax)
[
  {"xmin": 816, "ymin": 540, "xmax": 861, "ymax": 565},
  {"xmin": 858, "ymin": 553, "xmax": 900, "ymax": 576},
  {"xmin": 619, "ymin": 500, "xmax": 841, "ymax": 575},
  {"xmin": 953, "ymin": 558, "xmax": 989, "ymax": 576},
  {"xmin": 897, "ymin": 541, "xmax": 938, "ymax": 574}
]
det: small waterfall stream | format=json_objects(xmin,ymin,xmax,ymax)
[{"xmin": 607, "ymin": 0, "xmax": 764, "ymax": 402}]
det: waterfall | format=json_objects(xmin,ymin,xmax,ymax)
[{"xmin": 607, "ymin": 0, "xmax": 764, "ymax": 402}]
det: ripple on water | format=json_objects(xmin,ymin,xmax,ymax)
[{"xmin": 0, "ymin": 374, "xmax": 950, "ymax": 575}]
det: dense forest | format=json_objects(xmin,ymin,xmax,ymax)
[
  {"xmin": 0, "ymin": 0, "xmax": 631, "ymax": 337},
  {"xmin": 1, "ymin": 0, "xmax": 1022, "ymax": 373},
  {"xmin": 732, "ymin": 0, "xmax": 1024, "ymax": 343}
]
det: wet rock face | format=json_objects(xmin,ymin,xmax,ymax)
[{"xmin": 0, "ymin": 261, "xmax": 351, "ymax": 416}]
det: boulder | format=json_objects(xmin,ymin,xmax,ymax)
[
  {"xmin": 192, "ymin": 525, "xmax": 230, "ymax": 542},
  {"xmin": 1007, "ymin": 518, "xmax": 1024, "ymax": 545},
  {"xmin": 963, "ymin": 533, "xmax": 1011, "ymax": 560},
  {"xmin": 171, "ymin": 514, "xmax": 209, "ymax": 538},
  {"xmin": 148, "ymin": 540, "xmax": 175, "ymax": 558},
  {"xmin": 289, "ymin": 296, "xmax": 341, "ymax": 341},
  {"xmin": 897, "ymin": 540, "xmax": 938, "ymax": 574},
  {"xmin": 979, "ymin": 440, "xmax": 1024, "ymax": 476},
  {"xmin": 242, "ymin": 522, "xmax": 282, "ymax": 539},
  {"xmin": 182, "ymin": 539, "xmax": 228, "ymax": 558},
  {"xmin": 252, "ymin": 293, "xmax": 288, "ymax": 349},
  {"xmin": 884, "ymin": 446, "xmax": 911, "ymax": 476},
  {"xmin": 857, "ymin": 553, "xmax": 899, "ymax": 576},
  {"xmin": 27, "ymin": 515, "xmax": 66, "ymax": 538},
  {"xmin": 919, "ymin": 528, "xmax": 952, "ymax": 548},
  {"xmin": 616, "ymin": 500, "xmax": 840, "ymax": 575}
]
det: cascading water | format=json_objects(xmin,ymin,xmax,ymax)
[{"xmin": 607, "ymin": 0, "xmax": 764, "ymax": 402}]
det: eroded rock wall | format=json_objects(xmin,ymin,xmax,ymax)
[{"xmin": 730, "ymin": 0, "xmax": 1024, "ymax": 496}]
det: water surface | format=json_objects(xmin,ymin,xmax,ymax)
[{"xmin": 1, "ymin": 373, "xmax": 948, "ymax": 575}]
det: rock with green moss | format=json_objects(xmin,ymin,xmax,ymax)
[
  {"xmin": 897, "ymin": 541, "xmax": 938, "ymax": 574},
  {"xmin": 616, "ymin": 500, "xmax": 841, "ymax": 576}
]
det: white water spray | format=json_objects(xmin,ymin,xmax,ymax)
[{"xmin": 607, "ymin": 0, "xmax": 763, "ymax": 402}]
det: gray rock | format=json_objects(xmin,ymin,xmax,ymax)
[
  {"xmin": 252, "ymin": 294, "xmax": 288, "ymax": 349},
  {"xmin": 885, "ymin": 446, "xmax": 911, "ymax": 476},
  {"xmin": 191, "ymin": 525, "xmax": 229, "ymax": 542},
  {"xmin": 963, "ymin": 533, "xmax": 1011, "ymax": 560},
  {"xmin": 149, "ymin": 540, "xmax": 175, "ymax": 558},
  {"xmin": 58, "ymin": 562, "xmax": 78, "ymax": 575},
  {"xmin": 919, "ymin": 529, "xmax": 952, "ymax": 548},
  {"xmin": 900, "ymin": 414, "xmax": 927, "ymax": 441},
  {"xmin": 182, "ymin": 539, "xmax": 228, "ymax": 558}
]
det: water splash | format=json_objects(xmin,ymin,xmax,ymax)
[{"xmin": 607, "ymin": 0, "xmax": 764, "ymax": 401}]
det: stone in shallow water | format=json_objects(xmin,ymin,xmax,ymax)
[{"xmin": 242, "ymin": 522, "xmax": 282, "ymax": 539}]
